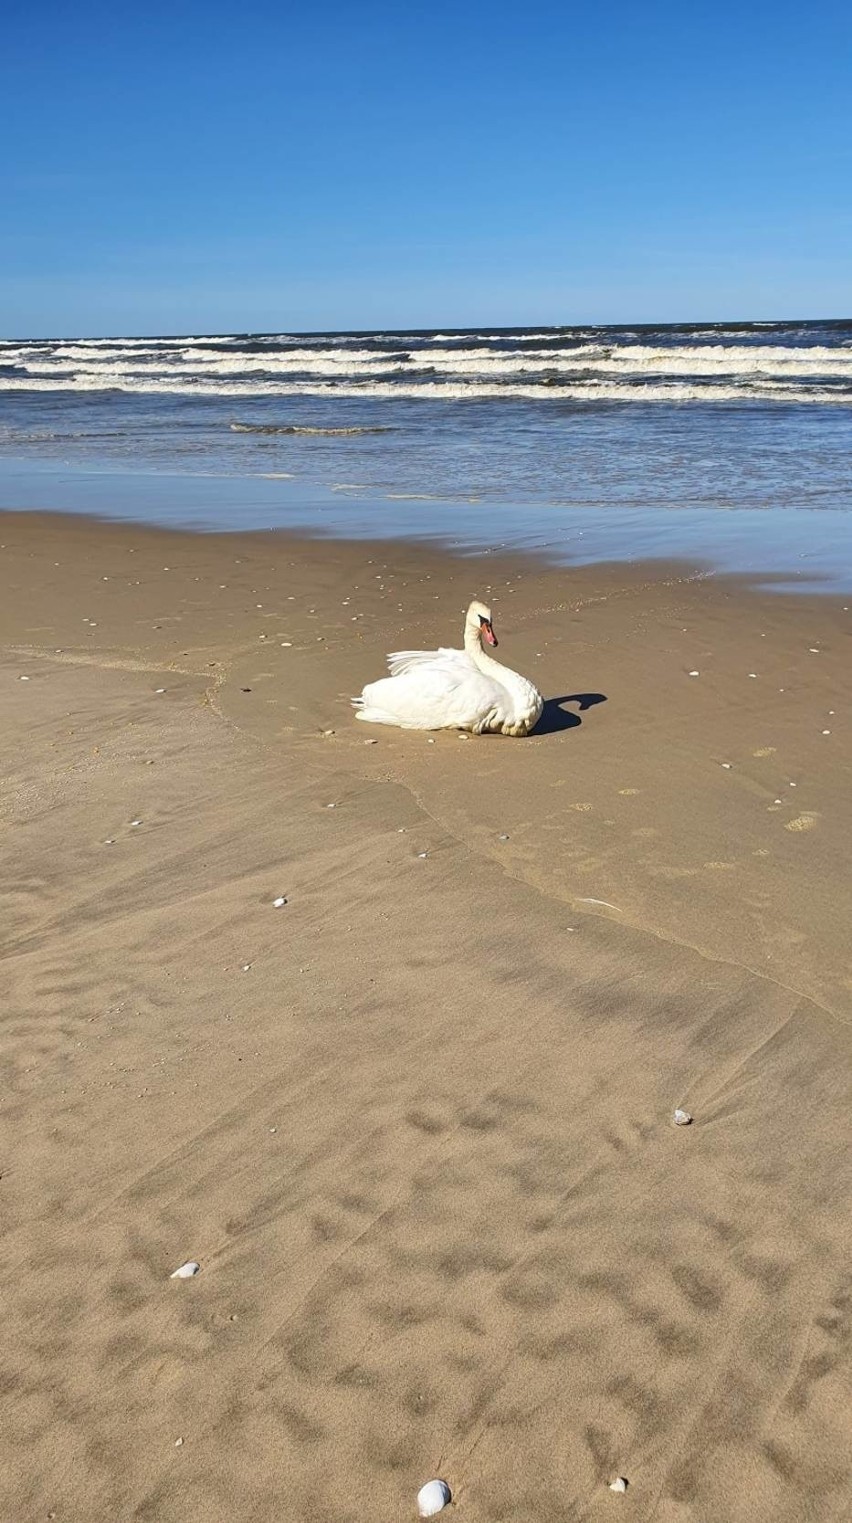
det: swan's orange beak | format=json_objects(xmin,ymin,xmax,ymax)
[{"xmin": 480, "ymin": 618, "xmax": 498, "ymax": 647}]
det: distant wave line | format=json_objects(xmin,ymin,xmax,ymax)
[{"xmin": 3, "ymin": 375, "xmax": 851, "ymax": 404}]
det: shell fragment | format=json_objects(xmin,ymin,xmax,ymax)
[
  {"xmin": 609, "ymin": 1476, "xmax": 628, "ymax": 1493},
  {"xmin": 673, "ymin": 1109, "xmax": 693, "ymax": 1127},
  {"xmin": 417, "ymin": 1479, "xmax": 451, "ymax": 1517},
  {"xmin": 170, "ymin": 1261, "xmax": 200, "ymax": 1279}
]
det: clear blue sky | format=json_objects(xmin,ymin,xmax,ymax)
[{"xmin": 2, "ymin": 0, "xmax": 850, "ymax": 336}]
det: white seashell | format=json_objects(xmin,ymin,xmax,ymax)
[
  {"xmin": 174, "ymin": 1437, "xmax": 184, "ymax": 1447},
  {"xmin": 130, "ymin": 819, "xmax": 142, "ymax": 826},
  {"xmin": 155, "ymin": 688, "xmax": 166, "ymax": 694},
  {"xmin": 609, "ymin": 1476, "xmax": 628, "ymax": 1493},
  {"xmin": 720, "ymin": 762, "xmax": 731, "ymax": 769},
  {"xmin": 417, "ymin": 852, "xmax": 429, "ymax": 859},
  {"xmin": 688, "ymin": 670, "xmax": 700, "ymax": 677},
  {"xmin": 19, "ymin": 675, "xmax": 30, "ymax": 681},
  {"xmin": 673, "ymin": 1108, "xmax": 693, "ymax": 1126},
  {"xmin": 499, "ymin": 834, "xmax": 509, "ymax": 840},
  {"xmin": 272, "ymin": 896, "xmax": 287, "ymax": 908},
  {"xmin": 364, "ymin": 738, "xmax": 378, "ymax": 745},
  {"xmin": 822, "ymin": 730, "xmax": 831, "ymax": 735},
  {"xmin": 170, "ymin": 1260, "xmax": 200, "ymax": 1278},
  {"xmin": 417, "ymin": 1479, "xmax": 451, "ymax": 1517}
]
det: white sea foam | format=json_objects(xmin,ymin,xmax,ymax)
[
  {"xmin": 9, "ymin": 340, "xmax": 852, "ymax": 384},
  {"xmin": 2, "ymin": 373, "xmax": 848, "ymax": 403},
  {"xmin": 4, "ymin": 325, "xmax": 851, "ymax": 409}
]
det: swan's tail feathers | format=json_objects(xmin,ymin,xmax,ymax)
[{"xmin": 354, "ymin": 705, "xmax": 403, "ymax": 726}]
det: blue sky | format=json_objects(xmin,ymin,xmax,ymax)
[{"xmin": 2, "ymin": 0, "xmax": 850, "ymax": 335}]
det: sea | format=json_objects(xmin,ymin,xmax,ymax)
[{"xmin": 2, "ymin": 319, "xmax": 851, "ymax": 590}]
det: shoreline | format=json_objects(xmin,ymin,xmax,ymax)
[
  {"xmin": 2, "ymin": 458, "xmax": 852, "ymax": 592},
  {"xmin": 2, "ymin": 510, "xmax": 851, "ymax": 1521}
]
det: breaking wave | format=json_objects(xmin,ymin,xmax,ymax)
[{"xmin": 2, "ymin": 321, "xmax": 851, "ymax": 404}]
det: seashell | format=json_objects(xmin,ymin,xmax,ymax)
[
  {"xmin": 130, "ymin": 819, "xmax": 142, "ymax": 826},
  {"xmin": 170, "ymin": 1260, "xmax": 200, "ymax": 1278},
  {"xmin": 499, "ymin": 834, "xmax": 509, "ymax": 840},
  {"xmin": 609, "ymin": 1476, "xmax": 628, "ymax": 1493},
  {"xmin": 688, "ymin": 670, "xmax": 700, "ymax": 677},
  {"xmin": 19, "ymin": 675, "xmax": 31, "ymax": 681},
  {"xmin": 673, "ymin": 1108, "xmax": 692, "ymax": 1126},
  {"xmin": 155, "ymin": 688, "xmax": 166, "ymax": 694},
  {"xmin": 364, "ymin": 738, "xmax": 378, "ymax": 745},
  {"xmin": 272, "ymin": 896, "xmax": 287, "ymax": 908},
  {"xmin": 416, "ymin": 852, "xmax": 428, "ymax": 859},
  {"xmin": 417, "ymin": 1479, "xmax": 451, "ymax": 1517}
]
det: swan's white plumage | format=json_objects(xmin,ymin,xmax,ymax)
[{"xmin": 353, "ymin": 601, "xmax": 543, "ymax": 736}]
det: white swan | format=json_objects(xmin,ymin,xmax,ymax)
[{"xmin": 353, "ymin": 600, "xmax": 544, "ymax": 736}]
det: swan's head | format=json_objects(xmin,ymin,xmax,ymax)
[{"xmin": 466, "ymin": 599, "xmax": 498, "ymax": 647}]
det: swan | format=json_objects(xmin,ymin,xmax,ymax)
[{"xmin": 353, "ymin": 600, "xmax": 544, "ymax": 735}]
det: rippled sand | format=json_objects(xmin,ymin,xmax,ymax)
[{"xmin": 2, "ymin": 513, "xmax": 850, "ymax": 1522}]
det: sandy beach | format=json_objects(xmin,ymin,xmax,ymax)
[{"xmin": 2, "ymin": 510, "xmax": 850, "ymax": 1523}]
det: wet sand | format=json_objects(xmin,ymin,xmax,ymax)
[{"xmin": 1, "ymin": 511, "xmax": 850, "ymax": 1523}]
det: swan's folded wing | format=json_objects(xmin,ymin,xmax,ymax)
[
  {"xmin": 358, "ymin": 661, "xmax": 504, "ymax": 729},
  {"xmin": 386, "ymin": 647, "xmax": 474, "ymax": 678}
]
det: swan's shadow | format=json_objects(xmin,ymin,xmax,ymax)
[{"xmin": 535, "ymin": 692, "xmax": 608, "ymax": 736}]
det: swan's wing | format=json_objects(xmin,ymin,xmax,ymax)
[
  {"xmin": 357, "ymin": 662, "xmax": 504, "ymax": 729},
  {"xmin": 385, "ymin": 646, "xmax": 475, "ymax": 679}
]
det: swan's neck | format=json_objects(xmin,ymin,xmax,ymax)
[{"xmin": 464, "ymin": 624, "xmax": 519, "ymax": 686}]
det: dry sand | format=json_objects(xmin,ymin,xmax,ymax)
[{"xmin": 1, "ymin": 511, "xmax": 850, "ymax": 1523}]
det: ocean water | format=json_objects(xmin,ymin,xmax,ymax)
[{"xmin": 1, "ymin": 320, "xmax": 851, "ymax": 588}]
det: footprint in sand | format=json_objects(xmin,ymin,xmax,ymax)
[
  {"xmin": 785, "ymin": 812, "xmax": 819, "ymax": 832},
  {"xmin": 569, "ymin": 802, "xmax": 593, "ymax": 812}
]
